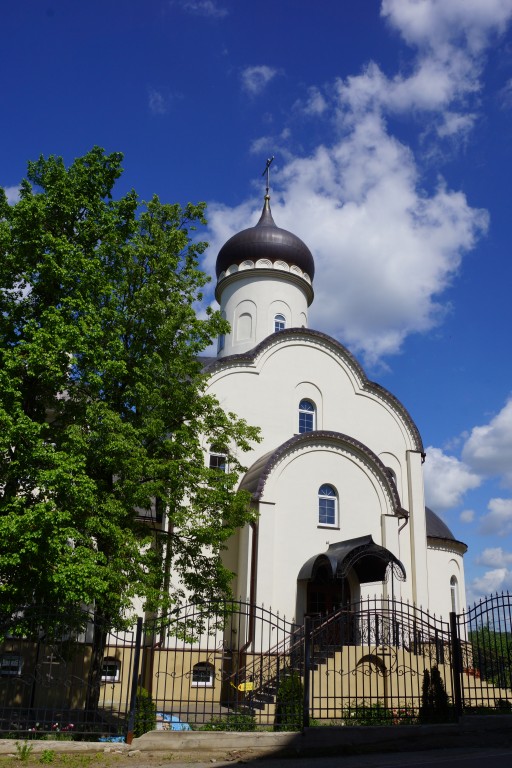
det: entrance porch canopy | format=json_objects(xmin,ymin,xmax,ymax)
[{"xmin": 297, "ymin": 535, "xmax": 406, "ymax": 584}]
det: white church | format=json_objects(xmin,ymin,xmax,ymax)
[{"xmin": 202, "ymin": 189, "xmax": 467, "ymax": 624}]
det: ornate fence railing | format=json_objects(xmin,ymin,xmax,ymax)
[
  {"xmin": 456, "ymin": 592, "xmax": 512, "ymax": 713},
  {"xmin": 0, "ymin": 593, "xmax": 511, "ymax": 739}
]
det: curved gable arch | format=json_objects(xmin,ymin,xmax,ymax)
[
  {"xmin": 203, "ymin": 328, "xmax": 423, "ymax": 453},
  {"xmin": 239, "ymin": 431, "xmax": 408, "ymax": 521}
]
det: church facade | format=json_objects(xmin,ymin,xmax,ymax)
[{"xmin": 203, "ymin": 192, "xmax": 467, "ymax": 624}]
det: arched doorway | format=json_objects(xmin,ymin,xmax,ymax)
[{"xmin": 306, "ymin": 566, "xmax": 351, "ymax": 615}]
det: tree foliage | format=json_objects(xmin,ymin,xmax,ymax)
[
  {"xmin": 469, "ymin": 625, "xmax": 512, "ymax": 688},
  {"xmin": 0, "ymin": 147, "xmax": 259, "ymax": 631}
]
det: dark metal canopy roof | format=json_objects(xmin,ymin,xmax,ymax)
[
  {"xmin": 297, "ymin": 535, "xmax": 407, "ymax": 584},
  {"xmin": 216, "ymin": 196, "xmax": 315, "ymax": 281}
]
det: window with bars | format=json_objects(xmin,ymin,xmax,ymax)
[
  {"xmin": 192, "ymin": 662, "xmax": 214, "ymax": 687},
  {"xmin": 0, "ymin": 655, "xmax": 22, "ymax": 677},
  {"xmin": 101, "ymin": 658, "xmax": 121, "ymax": 682}
]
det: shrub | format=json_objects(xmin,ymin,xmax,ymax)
[
  {"xmin": 39, "ymin": 749, "xmax": 56, "ymax": 764},
  {"xmin": 419, "ymin": 666, "xmax": 451, "ymax": 723},
  {"xmin": 201, "ymin": 711, "xmax": 256, "ymax": 731},
  {"xmin": 15, "ymin": 741, "xmax": 33, "ymax": 762},
  {"xmin": 134, "ymin": 687, "xmax": 157, "ymax": 737},
  {"xmin": 274, "ymin": 672, "xmax": 303, "ymax": 731},
  {"xmin": 345, "ymin": 701, "xmax": 393, "ymax": 726}
]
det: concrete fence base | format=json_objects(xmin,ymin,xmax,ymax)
[{"xmin": 1, "ymin": 716, "xmax": 511, "ymax": 758}]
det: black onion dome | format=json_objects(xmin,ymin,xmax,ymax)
[{"xmin": 216, "ymin": 196, "xmax": 315, "ymax": 281}]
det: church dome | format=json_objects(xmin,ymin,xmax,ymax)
[{"xmin": 216, "ymin": 196, "xmax": 315, "ymax": 282}]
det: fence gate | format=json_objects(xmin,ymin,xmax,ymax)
[
  {"xmin": 455, "ymin": 593, "xmax": 512, "ymax": 714},
  {"xmin": 305, "ymin": 597, "xmax": 454, "ymax": 725}
]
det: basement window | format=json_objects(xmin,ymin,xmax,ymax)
[
  {"xmin": 191, "ymin": 662, "xmax": 214, "ymax": 687},
  {"xmin": 0, "ymin": 655, "xmax": 22, "ymax": 677},
  {"xmin": 101, "ymin": 658, "xmax": 121, "ymax": 683}
]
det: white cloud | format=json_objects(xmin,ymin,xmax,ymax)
[
  {"xmin": 249, "ymin": 128, "xmax": 291, "ymax": 157},
  {"xmin": 329, "ymin": 0, "xmax": 512, "ymax": 141},
  {"xmin": 462, "ymin": 399, "xmax": 512, "ymax": 485},
  {"xmin": 381, "ymin": 0, "xmax": 512, "ymax": 53},
  {"xmin": 479, "ymin": 497, "xmax": 512, "ymax": 536},
  {"xmin": 469, "ymin": 567, "xmax": 512, "ymax": 603},
  {"xmin": 241, "ymin": 66, "xmax": 279, "ymax": 96},
  {"xmin": 148, "ymin": 88, "xmax": 169, "ymax": 115},
  {"xmin": 203, "ymin": 0, "xmax": 506, "ymax": 365},
  {"xmin": 295, "ymin": 86, "xmax": 328, "ymax": 116},
  {"xmin": 460, "ymin": 509, "xmax": 475, "ymax": 523},
  {"xmin": 180, "ymin": 0, "xmax": 227, "ymax": 18},
  {"xmin": 3, "ymin": 185, "xmax": 20, "ymax": 204},
  {"xmin": 423, "ymin": 447, "xmax": 481, "ymax": 511},
  {"xmin": 437, "ymin": 111, "xmax": 477, "ymax": 139},
  {"xmin": 205, "ymin": 116, "xmax": 488, "ymax": 363},
  {"xmin": 476, "ymin": 547, "xmax": 512, "ymax": 567}
]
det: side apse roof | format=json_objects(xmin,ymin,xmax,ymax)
[
  {"xmin": 202, "ymin": 327, "xmax": 424, "ymax": 453},
  {"xmin": 425, "ymin": 506, "xmax": 467, "ymax": 551}
]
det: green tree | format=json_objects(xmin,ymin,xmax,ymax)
[
  {"xmin": 0, "ymin": 147, "xmax": 259, "ymax": 635},
  {"xmin": 468, "ymin": 625, "xmax": 512, "ymax": 689}
]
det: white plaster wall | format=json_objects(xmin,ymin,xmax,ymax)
[
  {"xmin": 217, "ymin": 273, "xmax": 309, "ymax": 357},
  {"xmin": 426, "ymin": 545, "xmax": 466, "ymax": 618},
  {"xmin": 252, "ymin": 443, "xmax": 404, "ymax": 622},
  {"xmin": 209, "ymin": 336, "xmax": 417, "ymax": 472},
  {"xmin": 207, "ymin": 330, "xmax": 463, "ymax": 620},
  {"xmin": 406, "ymin": 451, "xmax": 429, "ymax": 608}
]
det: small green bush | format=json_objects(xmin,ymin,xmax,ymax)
[
  {"xmin": 202, "ymin": 711, "xmax": 256, "ymax": 731},
  {"xmin": 274, "ymin": 671, "xmax": 303, "ymax": 731},
  {"xmin": 345, "ymin": 701, "xmax": 393, "ymax": 726},
  {"xmin": 134, "ymin": 687, "xmax": 157, "ymax": 737},
  {"xmin": 15, "ymin": 741, "xmax": 34, "ymax": 761},
  {"xmin": 40, "ymin": 749, "xmax": 56, "ymax": 764}
]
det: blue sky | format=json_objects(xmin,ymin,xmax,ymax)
[{"xmin": 2, "ymin": 0, "xmax": 512, "ymax": 605}]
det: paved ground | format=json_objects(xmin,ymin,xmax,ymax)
[
  {"xmin": 2, "ymin": 744, "xmax": 512, "ymax": 768},
  {"xmin": 86, "ymin": 746, "xmax": 512, "ymax": 767}
]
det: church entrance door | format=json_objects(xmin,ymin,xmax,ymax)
[{"xmin": 306, "ymin": 565, "xmax": 351, "ymax": 615}]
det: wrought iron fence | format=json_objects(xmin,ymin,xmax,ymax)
[
  {"xmin": 456, "ymin": 593, "xmax": 512, "ymax": 714},
  {"xmin": 0, "ymin": 608, "xmax": 138, "ymax": 740},
  {"xmin": 306, "ymin": 597, "xmax": 454, "ymax": 725},
  {"xmin": 0, "ymin": 594, "xmax": 511, "ymax": 739}
]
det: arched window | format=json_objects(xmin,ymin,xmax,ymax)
[
  {"xmin": 299, "ymin": 399, "xmax": 315, "ymax": 433},
  {"xmin": 450, "ymin": 576, "xmax": 459, "ymax": 613},
  {"xmin": 209, "ymin": 452, "xmax": 227, "ymax": 472},
  {"xmin": 101, "ymin": 658, "xmax": 121, "ymax": 683},
  {"xmin": 274, "ymin": 313, "xmax": 286, "ymax": 332},
  {"xmin": 318, "ymin": 484, "xmax": 338, "ymax": 527},
  {"xmin": 192, "ymin": 661, "xmax": 215, "ymax": 687}
]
